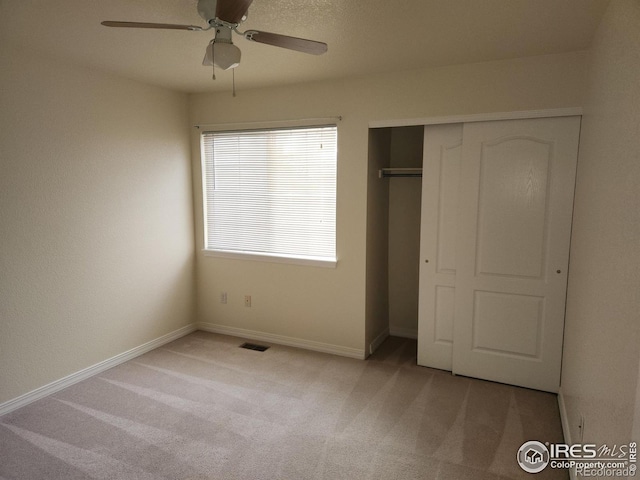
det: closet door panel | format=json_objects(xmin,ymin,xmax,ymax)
[
  {"xmin": 475, "ymin": 138, "xmax": 550, "ymax": 278},
  {"xmin": 417, "ymin": 123, "xmax": 462, "ymax": 370},
  {"xmin": 452, "ymin": 116, "xmax": 580, "ymax": 392}
]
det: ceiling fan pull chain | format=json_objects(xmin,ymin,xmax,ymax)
[{"xmin": 232, "ymin": 69, "xmax": 236, "ymax": 97}]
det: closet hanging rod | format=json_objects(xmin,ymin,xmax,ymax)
[{"xmin": 379, "ymin": 168, "xmax": 423, "ymax": 178}]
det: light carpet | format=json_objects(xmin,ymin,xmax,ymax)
[{"xmin": 0, "ymin": 332, "xmax": 567, "ymax": 479}]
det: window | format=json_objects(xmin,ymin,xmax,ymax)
[{"xmin": 201, "ymin": 125, "xmax": 337, "ymax": 266}]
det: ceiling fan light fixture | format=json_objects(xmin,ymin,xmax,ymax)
[{"xmin": 203, "ymin": 41, "xmax": 241, "ymax": 70}]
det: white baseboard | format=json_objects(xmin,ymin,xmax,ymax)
[
  {"xmin": 389, "ymin": 326, "xmax": 418, "ymax": 339},
  {"xmin": 558, "ymin": 387, "xmax": 572, "ymax": 445},
  {"xmin": 197, "ymin": 322, "xmax": 366, "ymax": 360},
  {"xmin": 0, "ymin": 323, "xmax": 197, "ymax": 417},
  {"xmin": 369, "ymin": 327, "xmax": 390, "ymax": 356},
  {"xmin": 557, "ymin": 388, "xmax": 577, "ymax": 480}
]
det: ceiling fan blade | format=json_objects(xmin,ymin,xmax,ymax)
[
  {"xmin": 101, "ymin": 21, "xmax": 203, "ymax": 31},
  {"xmin": 216, "ymin": 0, "xmax": 254, "ymax": 24},
  {"xmin": 244, "ymin": 30, "xmax": 327, "ymax": 55}
]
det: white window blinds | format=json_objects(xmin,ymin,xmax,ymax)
[{"xmin": 201, "ymin": 125, "xmax": 337, "ymax": 263}]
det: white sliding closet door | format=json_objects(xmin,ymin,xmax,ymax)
[
  {"xmin": 417, "ymin": 124, "xmax": 463, "ymax": 370},
  {"xmin": 453, "ymin": 116, "xmax": 579, "ymax": 392},
  {"xmin": 417, "ymin": 116, "xmax": 580, "ymax": 393}
]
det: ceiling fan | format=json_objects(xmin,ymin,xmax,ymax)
[{"xmin": 102, "ymin": 0, "xmax": 327, "ymax": 76}]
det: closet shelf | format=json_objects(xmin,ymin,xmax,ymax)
[{"xmin": 379, "ymin": 168, "xmax": 423, "ymax": 178}]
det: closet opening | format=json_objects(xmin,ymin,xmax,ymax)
[
  {"xmin": 365, "ymin": 125, "xmax": 423, "ymax": 357},
  {"xmin": 367, "ymin": 111, "xmax": 580, "ymax": 391}
]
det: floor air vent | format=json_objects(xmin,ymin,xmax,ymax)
[{"xmin": 240, "ymin": 342, "xmax": 270, "ymax": 352}]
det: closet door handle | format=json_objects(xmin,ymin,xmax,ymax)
[{"xmin": 425, "ymin": 259, "xmax": 429, "ymax": 263}]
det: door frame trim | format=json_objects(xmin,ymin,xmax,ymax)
[{"xmin": 369, "ymin": 107, "xmax": 583, "ymax": 129}]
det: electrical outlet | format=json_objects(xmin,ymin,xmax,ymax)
[
  {"xmin": 244, "ymin": 295, "xmax": 251, "ymax": 307},
  {"xmin": 220, "ymin": 292, "xmax": 227, "ymax": 304}
]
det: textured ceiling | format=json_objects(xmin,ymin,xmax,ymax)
[{"xmin": 0, "ymin": 0, "xmax": 609, "ymax": 93}]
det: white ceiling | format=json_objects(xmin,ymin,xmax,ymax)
[{"xmin": 0, "ymin": 0, "xmax": 609, "ymax": 94}]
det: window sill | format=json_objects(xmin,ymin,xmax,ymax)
[{"xmin": 202, "ymin": 249, "xmax": 337, "ymax": 268}]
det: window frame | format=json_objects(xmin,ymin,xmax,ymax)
[{"xmin": 199, "ymin": 121, "xmax": 338, "ymax": 268}]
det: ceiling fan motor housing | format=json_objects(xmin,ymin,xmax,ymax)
[{"xmin": 197, "ymin": 0, "xmax": 218, "ymax": 23}]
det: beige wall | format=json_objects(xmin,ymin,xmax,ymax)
[
  {"xmin": 189, "ymin": 51, "xmax": 588, "ymax": 355},
  {"xmin": 0, "ymin": 43, "xmax": 195, "ymax": 404},
  {"xmin": 561, "ymin": 0, "xmax": 640, "ymax": 444}
]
